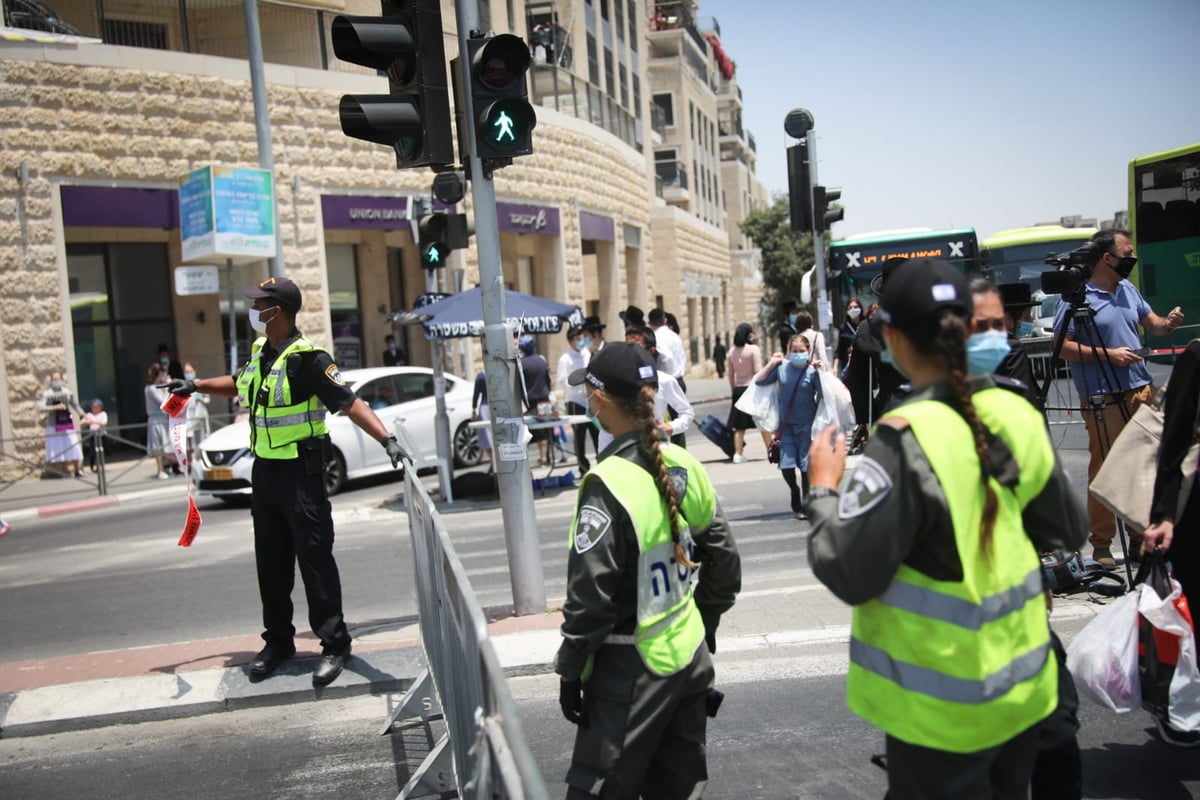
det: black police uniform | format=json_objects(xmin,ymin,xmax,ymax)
[{"xmin": 249, "ymin": 330, "xmax": 357, "ymax": 654}]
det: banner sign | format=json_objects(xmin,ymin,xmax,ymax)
[{"xmin": 180, "ymin": 165, "xmax": 277, "ymax": 264}]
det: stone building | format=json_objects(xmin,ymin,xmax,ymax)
[{"xmin": 0, "ymin": 0, "xmax": 766, "ymax": 477}]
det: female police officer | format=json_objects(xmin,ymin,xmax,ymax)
[
  {"xmin": 804, "ymin": 260, "xmax": 1087, "ymax": 799},
  {"xmin": 555, "ymin": 342, "xmax": 741, "ymax": 799}
]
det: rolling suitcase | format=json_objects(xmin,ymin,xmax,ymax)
[{"xmin": 698, "ymin": 415, "xmax": 736, "ymax": 459}]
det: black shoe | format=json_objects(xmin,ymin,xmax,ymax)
[
  {"xmin": 248, "ymin": 643, "xmax": 295, "ymax": 679},
  {"xmin": 312, "ymin": 644, "xmax": 351, "ymax": 686}
]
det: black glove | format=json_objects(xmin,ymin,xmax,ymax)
[
  {"xmin": 699, "ymin": 607, "xmax": 721, "ymax": 654},
  {"xmin": 165, "ymin": 378, "xmax": 196, "ymax": 396},
  {"xmin": 382, "ymin": 434, "xmax": 408, "ymax": 468},
  {"xmin": 558, "ymin": 678, "xmax": 587, "ymax": 726}
]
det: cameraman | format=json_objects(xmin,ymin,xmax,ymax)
[{"xmin": 1052, "ymin": 229, "xmax": 1184, "ymax": 566}]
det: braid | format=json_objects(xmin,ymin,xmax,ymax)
[
  {"xmin": 933, "ymin": 313, "xmax": 999, "ymax": 556},
  {"xmin": 612, "ymin": 385, "xmax": 695, "ymax": 568}
]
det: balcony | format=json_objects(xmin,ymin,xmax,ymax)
[
  {"xmin": 531, "ymin": 63, "xmax": 643, "ymax": 153},
  {"xmin": 655, "ymin": 159, "xmax": 689, "ymax": 204}
]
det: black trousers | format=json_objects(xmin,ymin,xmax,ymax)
[
  {"xmin": 250, "ymin": 455, "xmax": 351, "ymax": 652},
  {"xmin": 566, "ymin": 402, "xmax": 597, "ymax": 471},
  {"xmin": 884, "ymin": 721, "xmax": 1041, "ymax": 800}
]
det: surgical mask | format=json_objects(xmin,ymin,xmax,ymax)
[
  {"xmin": 788, "ymin": 352, "xmax": 810, "ymax": 369},
  {"xmin": 1111, "ymin": 255, "xmax": 1138, "ymax": 279},
  {"xmin": 576, "ymin": 337, "xmax": 592, "ymax": 351},
  {"xmin": 586, "ymin": 395, "xmax": 607, "ymax": 433},
  {"xmin": 1017, "ymin": 320, "xmax": 1034, "ymax": 337},
  {"xmin": 160, "ymin": 357, "xmax": 170, "ymax": 367},
  {"xmin": 184, "ymin": 371, "xmax": 196, "ymax": 381},
  {"xmin": 880, "ymin": 343, "xmax": 908, "ymax": 378},
  {"xmin": 248, "ymin": 306, "xmax": 275, "ymax": 334},
  {"xmin": 388, "ymin": 344, "xmax": 397, "ymax": 353},
  {"xmin": 51, "ymin": 380, "xmax": 63, "ymax": 390},
  {"xmin": 847, "ymin": 307, "xmax": 862, "ymax": 320},
  {"xmin": 788, "ymin": 314, "xmax": 799, "ymax": 327},
  {"xmin": 966, "ymin": 330, "xmax": 1011, "ymax": 376}
]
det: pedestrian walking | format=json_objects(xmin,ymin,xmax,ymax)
[
  {"xmin": 711, "ymin": 337, "xmax": 726, "ymax": 379},
  {"xmin": 556, "ymin": 342, "xmax": 741, "ymax": 799},
  {"xmin": 805, "ymin": 259, "xmax": 1088, "ymax": 799},
  {"xmin": 726, "ymin": 323, "xmax": 766, "ymax": 463},
  {"xmin": 755, "ymin": 334, "xmax": 823, "ymax": 519},
  {"xmin": 166, "ymin": 276, "xmax": 408, "ymax": 687}
]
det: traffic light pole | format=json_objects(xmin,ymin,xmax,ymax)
[
  {"xmin": 241, "ymin": 0, "xmax": 285, "ymax": 278},
  {"xmin": 805, "ymin": 135, "xmax": 836, "ymax": 354},
  {"xmin": 453, "ymin": 0, "xmax": 546, "ymax": 616},
  {"xmin": 413, "ymin": 198, "xmax": 456, "ymax": 504}
]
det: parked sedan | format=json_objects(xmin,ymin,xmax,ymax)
[{"xmin": 193, "ymin": 367, "xmax": 483, "ymax": 501}]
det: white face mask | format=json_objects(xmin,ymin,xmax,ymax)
[
  {"xmin": 248, "ymin": 306, "xmax": 276, "ymax": 334},
  {"xmin": 847, "ymin": 307, "xmax": 862, "ymax": 320}
]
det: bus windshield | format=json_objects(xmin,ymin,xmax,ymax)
[
  {"xmin": 829, "ymin": 228, "xmax": 981, "ymax": 311},
  {"xmin": 1130, "ymin": 143, "xmax": 1200, "ymax": 352},
  {"xmin": 980, "ymin": 226, "xmax": 1096, "ymax": 292}
]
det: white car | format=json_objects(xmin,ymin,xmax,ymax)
[{"xmin": 193, "ymin": 366, "xmax": 483, "ymax": 501}]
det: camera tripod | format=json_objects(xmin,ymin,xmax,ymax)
[{"xmin": 1042, "ymin": 297, "xmax": 1139, "ymax": 588}]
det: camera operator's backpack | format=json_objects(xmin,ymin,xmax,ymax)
[{"xmin": 1041, "ymin": 550, "xmax": 1126, "ymax": 597}]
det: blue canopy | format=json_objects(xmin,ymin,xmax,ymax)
[{"xmin": 410, "ymin": 287, "xmax": 583, "ymax": 340}]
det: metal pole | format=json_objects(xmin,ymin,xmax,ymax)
[
  {"xmin": 454, "ymin": 0, "xmax": 546, "ymax": 615},
  {"xmin": 242, "ymin": 0, "xmax": 286, "ymax": 277},
  {"xmin": 806, "ymin": 134, "xmax": 835, "ymax": 352},
  {"xmin": 227, "ymin": 259, "xmax": 239, "ymax": 377}
]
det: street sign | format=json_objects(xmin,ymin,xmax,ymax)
[{"xmin": 173, "ymin": 265, "xmax": 220, "ymax": 295}]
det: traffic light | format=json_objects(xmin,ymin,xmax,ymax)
[
  {"xmin": 418, "ymin": 211, "xmax": 470, "ymax": 270},
  {"xmin": 331, "ymin": 0, "xmax": 452, "ymax": 169},
  {"xmin": 814, "ymin": 186, "xmax": 844, "ymax": 229},
  {"xmin": 786, "ymin": 141, "xmax": 812, "ymax": 233},
  {"xmin": 453, "ymin": 33, "xmax": 536, "ymax": 168}
]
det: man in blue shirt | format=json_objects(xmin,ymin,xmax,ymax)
[{"xmin": 1053, "ymin": 229, "xmax": 1184, "ymax": 566}]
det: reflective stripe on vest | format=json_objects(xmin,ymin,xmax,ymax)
[
  {"xmin": 235, "ymin": 336, "xmax": 329, "ymax": 460},
  {"xmin": 847, "ymin": 392, "xmax": 1056, "ymax": 753},
  {"xmin": 573, "ymin": 445, "xmax": 712, "ymax": 676}
]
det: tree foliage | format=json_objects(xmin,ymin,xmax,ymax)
[{"xmin": 739, "ymin": 195, "xmax": 816, "ymax": 322}]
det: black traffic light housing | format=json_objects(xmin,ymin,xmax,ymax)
[
  {"xmin": 418, "ymin": 211, "xmax": 471, "ymax": 270},
  {"xmin": 814, "ymin": 186, "xmax": 844, "ymax": 229},
  {"xmin": 786, "ymin": 141, "xmax": 812, "ymax": 233},
  {"xmin": 331, "ymin": 0, "xmax": 452, "ymax": 169},
  {"xmin": 452, "ymin": 33, "xmax": 536, "ymax": 171}
]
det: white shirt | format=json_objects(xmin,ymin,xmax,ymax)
[
  {"xmin": 556, "ymin": 347, "xmax": 590, "ymax": 407},
  {"xmin": 596, "ymin": 371, "xmax": 694, "ymax": 452},
  {"xmin": 652, "ymin": 324, "xmax": 687, "ymax": 380}
]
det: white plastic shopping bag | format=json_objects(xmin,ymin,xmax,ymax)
[
  {"xmin": 811, "ymin": 371, "xmax": 857, "ymax": 437},
  {"xmin": 734, "ymin": 381, "xmax": 779, "ymax": 432},
  {"xmin": 1066, "ymin": 590, "xmax": 1141, "ymax": 713},
  {"xmin": 1139, "ymin": 573, "xmax": 1200, "ymax": 731}
]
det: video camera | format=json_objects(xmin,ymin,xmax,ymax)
[{"xmin": 1040, "ymin": 242, "xmax": 1098, "ymax": 301}]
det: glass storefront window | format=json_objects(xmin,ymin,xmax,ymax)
[{"xmin": 327, "ymin": 243, "xmax": 363, "ymax": 369}]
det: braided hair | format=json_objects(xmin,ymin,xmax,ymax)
[
  {"xmin": 609, "ymin": 385, "xmax": 696, "ymax": 568},
  {"xmin": 930, "ymin": 311, "xmax": 999, "ymax": 554}
]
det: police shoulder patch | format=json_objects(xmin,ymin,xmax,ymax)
[
  {"xmin": 837, "ymin": 456, "xmax": 893, "ymax": 519},
  {"xmin": 667, "ymin": 465, "xmax": 688, "ymax": 501},
  {"xmin": 324, "ymin": 364, "xmax": 346, "ymax": 386},
  {"xmin": 573, "ymin": 504, "xmax": 612, "ymax": 554}
]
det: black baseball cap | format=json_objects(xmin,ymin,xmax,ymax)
[
  {"xmin": 244, "ymin": 276, "xmax": 302, "ymax": 313},
  {"xmin": 877, "ymin": 259, "xmax": 973, "ymax": 342},
  {"xmin": 568, "ymin": 341, "xmax": 658, "ymax": 398},
  {"xmin": 869, "ymin": 256, "xmax": 910, "ymax": 295}
]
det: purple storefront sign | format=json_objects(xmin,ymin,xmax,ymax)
[
  {"xmin": 61, "ymin": 186, "xmax": 180, "ymax": 228},
  {"xmin": 579, "ymin": 210, "xmax": 615, "ymax": 242},
  {"xmin": 322, "ymin": 195, "xmax": 410, "ymax": 230},
  {"xmin": 497, "ymin": 202, "xmax": 560, "ymax": 236}
]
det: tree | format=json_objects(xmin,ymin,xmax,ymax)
[{"xmin": 739, "ymin": 194, "xmax": 816, "ymax": 330}]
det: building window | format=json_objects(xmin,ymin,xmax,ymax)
[
  {"xmin": 615, "ymin": 0, "xmax": 624, "ymax": 40},
  {"xmin": 628, "ymin": 0, "xmax": 637, "ymax": 48},
  {"xmin": 653, "ymin": 93, "xmax": 673, "ymax": 126},
  {"xmin": 600, "ymin": 0, "xmax": 610, "ymax": 20},
  {"xmin": 587, "ymin": 34, "xmax": 600, "ymax": 84},
  {"xmin": 619, "ymin": 65, "xmax": 628, "ymax": 107},
  {"xmin": 102, "ymin": 19, "xmax": 168, "ymax": 49},
  {"xmin": 476, "ymin": 0, "xmax": 491, "ymax": 31},
  {"xmin": 604, "ymin": 47, "xmax": 614, "ymax": 94},
  {"xmin": 634, "ymin": 74, "xmax": 641, "ymax": 113}
]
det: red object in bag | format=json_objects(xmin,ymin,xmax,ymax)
[
  {"xmin": 177, "ymin": 496, "xmax": 202, "ymax": 547},
  {"xmin": 1138, "ymin": 555, "xmax": 1196, "ymax": 722}
]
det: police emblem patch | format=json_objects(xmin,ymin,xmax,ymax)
[
  {"xmin": 324, "ymin": 364, "xmax": 346, "ymax": 386},
  {"xmin": 573, "ymin": 505, "xmax": 612, "ymax": 553},
  {"xmin": 837, "ymin": 456, "xmax": 893, "ymax": 519},
  {"xmin": 667, "ymin": 466, "xmax": 688, "ymax": 501}
]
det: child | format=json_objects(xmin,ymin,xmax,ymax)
[{"xmin": 755, "ymin": 334, "xmax": 823, "ymax": 519}]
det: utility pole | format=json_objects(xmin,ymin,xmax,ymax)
[
  {"xmin": 453, "ymin": 1, "xmax": 545, "ymax": 615},
  {"xmin": 242, "ymin": 0, "xmax": 285, "ymax": 277},
  {"xmin": 784, "ymin": 108, "xmax": 834, "ymax": 348}
]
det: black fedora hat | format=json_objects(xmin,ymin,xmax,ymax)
[
  {"xmin": 619, "ymin": 304, "xmax": 645, "ymax": 327},
  {"xmin": 582, "ymin": 315, "xmax": 606, "ymax": 332},
  {"xmin": 998, "ymin": 282, "xmax": 1039, "ymax": 312}
]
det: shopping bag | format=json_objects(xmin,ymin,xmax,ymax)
[
  {"xmin": 812, "ymin": 371, "xmax": 857, "ymax": 437},
  {"xmin": 1066, "ymin": 589, "xmax": 1141, "ymax": 712},
  {"xmin": 1137, "ymin": 554, "xmax": 1200, "ymax": 731},
  {"xmin": 734, "ymin": 381, "xmax": 779, "ymax": 432}
]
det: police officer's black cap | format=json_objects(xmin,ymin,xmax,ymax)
[
  {"xmin": 877, "ymin": 259, "xmax": 973, "ymax": 342},
  {"xmin": 581, "ymin": 315, "xmax": 606, "ymax": 332},
  {"xmin": 568, "ymin": 342, "xmax": 658, "ymax": 399},
  {"xmin": 619, "ymin": 305, "xmax": 645, "ymax": 327},
  {"xmin": 869, "ymin": 257, "xmax": 910, "ymax": 295},
  {"xmin": 244, "ymin": 276, "xmax": 302, "ymax": 313}
]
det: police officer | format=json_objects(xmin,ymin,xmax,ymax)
[
  {"xmin": 168, "ymin": 277, "xmax": 407, "ymax": 686},
  {"xmin": 804, "ymin": 260, "xmax": 1088, "ymax": 799},
  {"xmin": 556, "ymin": 342, "xmax": 741, "ymax": 799}
]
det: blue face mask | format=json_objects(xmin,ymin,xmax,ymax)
[
  {"xmin": 880, "ymin": 345, "xmax": 908, "ymax": 378},
  {"xmin": 1017, "ymin": 321, "xmax": 1033, "ymax": 338},
  {"xmin": 966, "ymin": 330, "xmax": 1012, "ymax": 376},
  {"xmin": 587, "ymin": 395, "xmax": 606, "ymax": 433},
  {"xmin": 576, "ymin": 337, "xmax": 592, "ymax": 351},
  {"xmin": 788, "ymin": 352, "xmax": 810, "ymax": 369},
  {"xmin": 788, "ymin": 314, "xmax": 799, "ymax": 327}
]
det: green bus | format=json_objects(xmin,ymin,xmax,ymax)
[
  {"xmin": 980, "ymin": 224, "xmax": 1098, "ymax": 292},
  {"xmin": 829, "ymin": 227, "xmax": 982, "ymax": 312},
  {"xmin": 1129, "ymin": 142, "xmax": 1200, "ymax": 353}
]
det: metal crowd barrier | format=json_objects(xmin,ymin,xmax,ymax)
[{"xmin": 382, "ymin": 461, "xmax": 549, "ymax": 800}]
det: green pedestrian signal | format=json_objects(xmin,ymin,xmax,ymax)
[
  {"xmin": 492, "ymin": 110, "xmax": 515, "ymax": 142},
  {"xmin": 417, "ymin": 209, "xmax": 470, "ymax": 271},
  {"xmin": 452, "ymin": 34, "xmax": 536, "ymax": 166}
]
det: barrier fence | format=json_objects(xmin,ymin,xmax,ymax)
[{"xmin": 384, "ymin": 460, "xmax": 549, "ymax": 799}]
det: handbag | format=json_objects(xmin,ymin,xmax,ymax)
[
  {"xmin": 768, "ymin": 367, "xmax": 804, "ymax": 465},
  {"xmin": 1089, "ymin": 375, "xmax": 1200, "ymax": 532}
]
